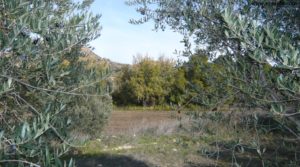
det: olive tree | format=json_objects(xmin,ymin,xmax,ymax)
[
  {"xmin": 127, "ymin": 0, "xmax": 300, "ymax": 135},
  {"xmin": 0, "ymin": 0, "xmax": 111, "ymax": 166}
]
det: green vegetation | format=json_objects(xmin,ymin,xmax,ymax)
[
  {"xmin": 127, "ymin": 0, "xmax": 300, "ymax": 134},
  {"xmin": 112, "ymin": 55, "xmax": 183, "ymax": 107},
  {"xmin": 0, "ymin": 0, "xmax": 111, "ymax": 166},
  {"xmin": 1, "ymin": 0, "xmax": 300, "ymax": 166},
  {"xmin": 97, "ymin": 0, "xmax": 299, "ymax": 166},
  {"xmin": 112, "ymin": 53, "xmax": 232, "ymax": 109},
  {"xmin": 182, "ymin": 53, "xmax": 233, "ymax": 108}
]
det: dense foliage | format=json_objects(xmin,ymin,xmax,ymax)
[
  {"xmin": 0, "ymin": 0, "xmax": 111, "ymax": 166},
  {"xmin": 183, "ymin": 52, "xmax": 233, "ymax": 108},
  {"xmin": 113, "ymin": 53, "xmax": 232, "ymax": 109},
  {"xmin": 127, "ymin": 0, "xmax": 300, "ymax": 134},
  {"xmin": 113, "ymin": 55, "xmax": 180, "ymax": 106}
]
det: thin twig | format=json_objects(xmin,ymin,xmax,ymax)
[
  {"xmin": 0, "ymin": 74, "xmax": 109, "ymax": 97},
  {"xmin": 274, "ymin": 112, "xmax": 300, "ymax": 117},
  {"xmin": 68, "ymin": 73, "xmax": 111, "ymax": 92},
  {"xmin": 0, "ymin": 160, "xmax": 40, "ymax": 167}
]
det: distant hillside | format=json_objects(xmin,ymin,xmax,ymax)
[{"xmin": 81, "ymin": 47, "xmax": 127, "ymax": 72}]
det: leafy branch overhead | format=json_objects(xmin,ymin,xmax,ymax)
[{"xmin": 127, "ymin": 0, "xmax": 300, "ymax": 135}]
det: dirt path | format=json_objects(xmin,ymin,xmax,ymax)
[{"xmin": 104, "ymin": 111, "xmax": 179, "ymax": 135}]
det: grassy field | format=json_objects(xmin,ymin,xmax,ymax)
[{"xmin": 71, "ymin": 109, "xmax": 300, "ymax": 167}]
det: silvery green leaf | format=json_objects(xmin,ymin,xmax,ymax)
[
  {"xmin": 7, "ymin": 78, "xmax": 12, "ymax": 88},
  {"xmin": 258, "ymin": 34, "xmax": 264, "ymax": 46},
  {"xmin": 21, "ymin": 123, "xmax": 27, "ymax": 139},
  {"xmin": 225, "ymin": 30, "xmax": 229, "ymax": 37},
  {"xmin": 68, "ymin": 158, "xmax": 74, "ymax": 167},
  {"xmin": 0, "ymin": 130, "xmax": 4, "ymax": 139},
  {"xmin": 67, "ymin": 118, "xmax": 72, "ymax": 125},
  {"xmin": 257, "ymin": 148, "xmax": 261, "ymax": 156}
]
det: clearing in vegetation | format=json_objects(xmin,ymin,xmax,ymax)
[{"xmin": 72, "ymin": 109, "xmax": 300, "ymax": 167}]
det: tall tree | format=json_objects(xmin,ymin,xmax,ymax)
[{"xmin": 0, "ymin": 0, "xmax": 111, "ymax": 166}]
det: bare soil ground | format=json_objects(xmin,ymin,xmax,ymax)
[{"xmin": 104, "ymin": 111, "xmax": 182, "ymax": 135}]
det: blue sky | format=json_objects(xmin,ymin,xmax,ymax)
[{"xmin": 89, "ymin": 0, "xmax": 184, "ymax": 64}]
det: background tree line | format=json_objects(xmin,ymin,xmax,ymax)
[
  {"xmin": 113, "ymin": 55, "xmax": 178, "ymax": 107},
  {"xmin": 112, "ymin": 52, "xmax": 233, "ymax": 109}
]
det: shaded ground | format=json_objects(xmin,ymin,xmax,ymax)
[{"xmin": 75, "ymin": 154, "xmax": 151, "ymax": 167}]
